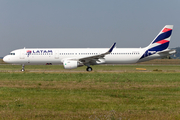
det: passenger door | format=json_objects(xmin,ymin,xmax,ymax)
[{"xmin": 20, "ymin": 49, "xmax": 25, "ymax": 59}]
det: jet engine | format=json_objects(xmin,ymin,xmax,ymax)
[{"xmin": 63, "ymin": 60, "xmax": 83, "ymax": 69}]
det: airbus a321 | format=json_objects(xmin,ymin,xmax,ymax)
[{"xmin": 3, "ymin": 25, "xmax": 176, "ymax": 71}]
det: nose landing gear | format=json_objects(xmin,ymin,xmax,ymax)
[{"xmin": 21, "ymin": 64, "xmax": 25, "ymax": 71}]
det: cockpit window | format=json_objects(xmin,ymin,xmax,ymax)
[{"xmin": 10, "ymin": 53, "xmax": 15, "ymax": 55}]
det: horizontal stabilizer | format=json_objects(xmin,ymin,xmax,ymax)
[{"xmin": 156, "ymin": 49, "xmax": 176, "ymax": 55}]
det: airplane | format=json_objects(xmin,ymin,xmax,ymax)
[{"xmin": 3, "ymin": 25, "xmax": 176, "ymax": 72}]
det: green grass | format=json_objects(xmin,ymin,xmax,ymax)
[
  {"xmin": 1, "ymin": 68, "xmax": 180, "ymax": 119},
  {"xmin": 1, "ymin": 64, "xmax": 180, "ymax": 72}
]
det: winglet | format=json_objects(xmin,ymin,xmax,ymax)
[{"xmin": 108, "ymin": 42, "xmax": 116, "ymax": 53}]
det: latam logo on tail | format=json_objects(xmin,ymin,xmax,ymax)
[
  {"xmin": 140, "ymin": 26, "xmax": 172, "ymax": 59},
  {"xmin": 152, "ymin": 27, "xmax": 172, "ymax": 44},
  {"xmin": 26, "ymin": 50, "xmax": 53, "ymax": 57}
]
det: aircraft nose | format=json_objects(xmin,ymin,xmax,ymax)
[{"xmin": 3, "ymin": 56, "xmax": 10, "ymax": 63}]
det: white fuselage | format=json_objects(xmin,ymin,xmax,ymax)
[{"xmin": 3, "ymin": 47, "xmax": 164, "ymax": 65}]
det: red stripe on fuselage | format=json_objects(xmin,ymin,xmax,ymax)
[{"xmin": 156, "ymin": 40, "xmax": 169, "ymax": 44}]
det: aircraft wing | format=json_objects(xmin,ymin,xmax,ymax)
[{"xmin": 78, "ymin": 43, "xmax": 116, "ymax": 65}]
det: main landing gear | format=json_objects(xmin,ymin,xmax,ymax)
[
  {"xmin": 21, "ymin": 64, "xmax": 25, "ymax": 71},
  {"xmin": 86, "ymin": 67, "xmax": 93, "ymax": 72}
]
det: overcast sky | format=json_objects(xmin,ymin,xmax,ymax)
[{"xmin": 0, "ymin": 0, "xmax": 180, "ymax": 57}]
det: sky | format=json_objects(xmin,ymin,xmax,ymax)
[{"xmin": 0, "ymin": 0, "xmax": 180, "ymax": 57}]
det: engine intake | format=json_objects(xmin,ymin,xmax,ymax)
[{"xmin": 63, "ymin": 60, "xmax": 83, "ymax": 69}]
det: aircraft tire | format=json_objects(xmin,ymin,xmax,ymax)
[{"xmin": 86, "ymin": 67, "xmax": 92, "ymax": 72}]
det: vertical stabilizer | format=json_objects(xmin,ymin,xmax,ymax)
[
  {"xmin": 140, "ymin": 25, "xmax": 173, "ymax": 60},
  {"xmin": 147, "ymin": 25, "xmax": 173, "ymax": 51}
]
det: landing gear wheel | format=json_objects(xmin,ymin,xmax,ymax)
[
  {"xmin": 86, "ymin": 67, "xmax": 92, "ymax": 72},
  {"xmin": 21, "ymin": 64, "xmax": 25, "ymax": 72}
]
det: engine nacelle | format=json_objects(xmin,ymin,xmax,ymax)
[{"xmin": 63, "ymin": 60, "xmax": 83, "ymax": 69}]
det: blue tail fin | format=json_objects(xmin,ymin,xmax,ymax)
[
  {"xmin": 147, "ymin": 25, "xmax": 173, "ymax": 51},
  {"xmin": 140, "ymin": 25, "xmax": 173, "ymax": 60}
]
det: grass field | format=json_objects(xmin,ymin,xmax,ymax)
[{"xmin": 1, "ymin": 59, "xmax": 180, "ymax": 119}]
